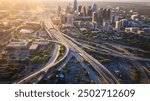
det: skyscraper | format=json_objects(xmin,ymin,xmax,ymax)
[
  {"xmin": 73, "ymin": 10, "xmax": 79, "ymax": 19},
  {"xmin": 91, "ymin": 3, "xmax": 97, "ymax": 12},
  {"xmin": 92, "ymin": 12, "xmax": 98, "ymax": 29},
  {"xmin": 80, "ymin": 6, "xmax": 87, "ymax": 16},
  {"xmin": 121, "ymin": 19, "xmax": 129, "ymax": 28},
  {"xmin": 60, "ymin": 14, "xmax": 67, "ymax": 24},
  {"xmin": 115, "ymin": 21, "xmax": 121, "ymax": 30},
  {"xmin": 92, "ymin": 12, "xmax": 98, "ymax": 23},
  {"xmin": 66, "ymin": 6, "xmax": 70, "ymax": 14},
  {"xmin": 106, "ymin": 9, "xmax": 111, "ymax": 20},
  {"xmin": 78, "ymin": 5, "xmax": 82, "ymax": 12},
  {"xmin": 97, "ymin": 8, "xmax": 103, "ymax": 27},
  {"xmin": 67, "ymin": 14, "xmax": 74, "ymax": 25},
  {"xmin": 103, "ymin": 20, "xmax": 111, "ymax": 30},
  {"xmin": 111, "ymin": 11, "xmax": 117, "ymax": 24},
  {"xmin": 102, "ymin": 9, "xmax": 111, "ymax": 20},
  {"xmin": 102, "ymin": 8, "xmax": 106, "ymax": 18},
  {"xmin": 86, "ymin": 6, "xmax": 92, "ymax": 16},
  {"xmin": 66, "ymin": 3, "xmax": 72, "ymax": 14},
  {"xmin": 74, "ymin": 0, "xmax": 77, "ymax": 11},
  {"xmin": 57, "ymin": 6, "xmax": 61, "ymax": 17}
]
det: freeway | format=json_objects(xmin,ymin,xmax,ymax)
[
  {"xmin": 76, "ymin": 39, "xmax": 150, "ymax": 62},
  {"xmin": 16, "ymin": 40, "xmax": 69, "ymax": 84},
  {"xmin": 45, "ymin": 44, "xmax": 60, "ymax": 66},
  {"xmin": 60, "ymin": 27, "xmax": 150, "ymax": 83},
  {"xmin": 44, "ymin": 18, "xmax": 119, "ymax": 84},
  {"xmin": 43, "ymin": 52, "xmax": 73, "ymax": 81},
  {"xmin": 15, "ymin": 11, "xmax": 150, "ymax": 84},
  {"xmin": 17, "ymin": 13, "xmax": 119, "ymax": 84},
  {"xmin": 44, "ymin": 51, "xmax": 102, "ymax": 84},
  {"xmin": 32, "ymin": 43, "xmax": 60, "ymax": 83},
  {"xmin": 61, "ymin": 29, "xmax": 150, "ymax": 83},
  {"xmin": 73, "ymin": 52, "xmax": 101, "ymax": 84}
]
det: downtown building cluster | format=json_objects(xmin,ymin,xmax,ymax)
[
  {"xmin": 55, "ymin": 0, "xmax": 114, "ymax": 31},
  {"xmin": 53, "ymin": 0, "xmax": 150, "ymax": 35}
]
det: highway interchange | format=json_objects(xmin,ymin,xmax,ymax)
[{"xmin": 16, "ymin": 13, "xmax": 150, "ymax": 84}]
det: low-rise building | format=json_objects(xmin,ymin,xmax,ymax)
[
  {"xmin": 7, "ymin": 41, "xmax": 29, "ymax": 50},
  {"xmin": 23, "ymin": 22, "xmax": 41, "ymax": 30},
  {"xmin": 29, "ymin": 43, "xmax": 39, "ymax": 51},
  {"xmin": 20, "ymin": 29, "xmax": 34, "ymax": 35},
  {"xmin": 125, "ymin": 27, "xmax": 140, "ymax": 33}
]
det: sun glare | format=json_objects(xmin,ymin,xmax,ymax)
[{"xmin": 0, "ymin": 0, "xmax": 45, "ymax": 13}]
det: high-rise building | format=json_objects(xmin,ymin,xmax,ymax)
[
  {"xmin": 115, "ymin": 19, "xmax": 130, "ymax": 30},
  {"xmin": 114, "ymin": 16, "xmax": 120, "ymax": 23},
  {"xmin": 106, "ymin": 9, "xmax": 111, "ymax": 19},
  {"xmin": 80, "ymin": 6, "xmax": 87, "ymax": 16},
  {"xmin": 102, "ymin": 8, "xmax": 106, "ymax": 18},
  {"xmin": 111, "ymin": 11, "xmax": 119, "ymax": 24},
  {"xmin": 98, "ymin": 8, "xmax": 103, "ymax": 16},
  {"xmin": 60, "ymin": 14, "xmax": 67, "ymax": 24},
  {"xmin": 73, "ymin": 10, "xmax": 79, "ymax": 19},
  {"xmin": 103, "ymin": 19, "xmax": 111, "ymax": 30},
  {"xmin": 78, "ymin": 5, "xmax": 82, "ymax": 12},
  {"xmin": 86, "ymin": 6, "xmax": 92, "ymax": 16},
  {"xmin": 121, "ymin": 19, "xmax": 129, "ymax": 28},
  {"xmin": 102, "ymin": 9, "xmax": 111, "ymax": 20},
  {"xmin": 91, "ymin": 3, "xmax": 97, "ymax": 12},
  {"xmin": 66, "ymin": 3, "xmax": 72, "ymax": 14},
  {"xmin": 92, "ymin": 12, "xmax": 98, "ymax": 29},
  {"xmin": 97, "ymin": 8, "xmax": 103, "ymax": 27},
  {"xmin": 74, "ymin": 0, "xmax": 77, "ymax": 11},
  {"xmin": 57, "ymin": 6, "xmax": 61, "ymax": 17},
  {"xmin": 66, "ymin": 6, "xmax": 70, "ymax": 14},
  {"xmin": 92, "ymin": 12, "xmax": 98, "ymax": 23},
  {"xmin": 67, "ymin": 14, "xmax": 74, "ymax": 25},
  {"xmin": 115, "ymin": 21, "xmax": 121, "ymax": 30}
]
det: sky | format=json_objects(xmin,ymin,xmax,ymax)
[
  {"xmin": 2, "ymin": 0, "xmax": 150, "ymax": 2},
  {"xmin": 37, "ymin": 0, "xmax": 150, "ymax": 2},
  {"xmin": 43, "ymin": 0, "xmax": 150, "ymax": 2}
]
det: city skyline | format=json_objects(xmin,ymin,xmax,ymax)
[{"xmin": 0, "ymin": 0, "xmax": 150, "ymax": 84}]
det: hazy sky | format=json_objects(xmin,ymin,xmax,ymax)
[
  {"xmin": 2, "ymin": 0, "xmax": 150, "ymax": 2},
  {"xmin": 39, "ymin": 0, "xmax": 150, "ymax": 2}
]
